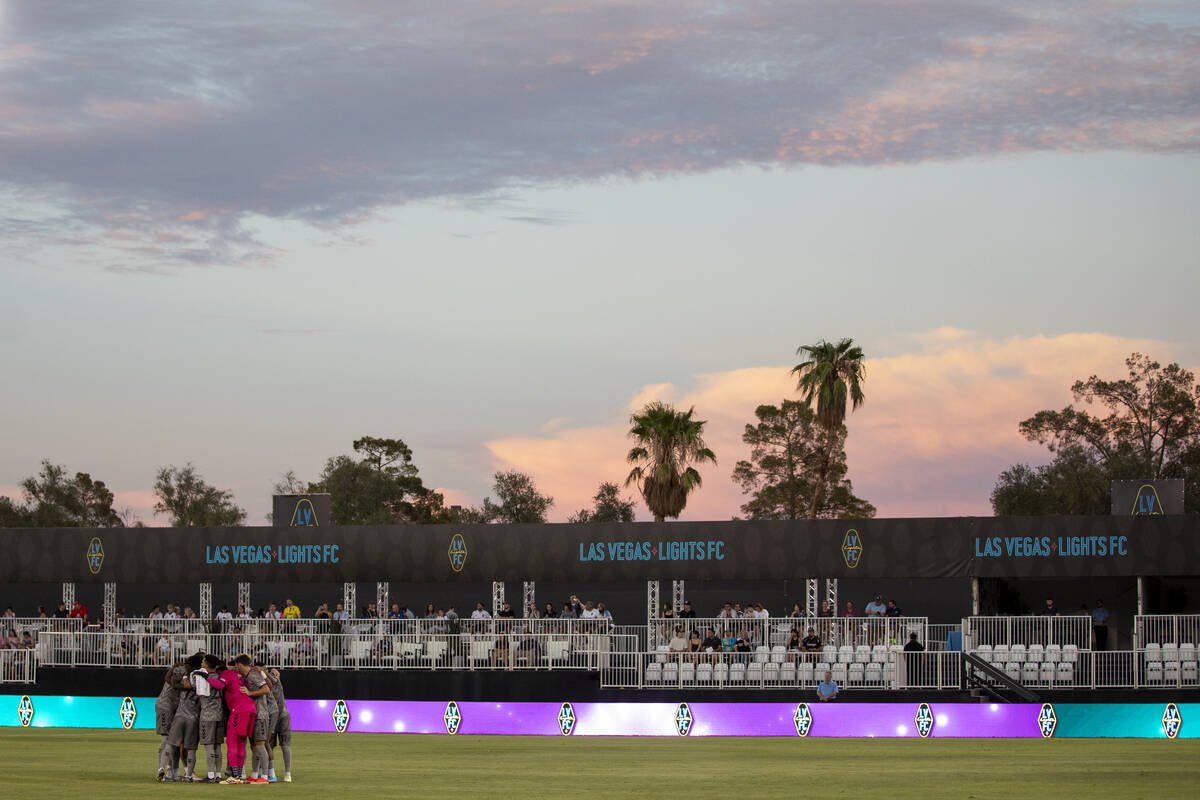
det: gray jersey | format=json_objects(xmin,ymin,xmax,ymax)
[
  {"xmin": 156, "ymin": 663, "xmax": 186, "ymax": 707},
  {"xmin": 195, "ymin": 670, "xmax": 225, "ymax": 723},
  {"xmin": 244, "ymin": 668, "xmax": 270, "ymax": 716},
  {"xmin": 269, "ymin": 674, "xmax": 288, "ymax": 718},
  {"xmin": 174, "ymin": 677, "xmax": 200, "ymax": 721}
]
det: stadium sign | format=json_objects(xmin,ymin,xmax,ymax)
[
  {"xmin": 793, "ymin": 703, "xmax": 812, "ymax": 737},
  {"xmin": 17, "ymin": 695, "xmax": 34, "ymax": 727},
  {"xmin": 119, "ymin": 697, "xmax": 137, "ymax": 730}
]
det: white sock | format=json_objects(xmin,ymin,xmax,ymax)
[{"xmin": 269, "ymin": 767, "xmax": 276, "ymax": 779}]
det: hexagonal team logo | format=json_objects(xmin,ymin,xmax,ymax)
[
  {"xmin": 915, "ymin": 703, "xmax": 934, "ymax": 738},
  {"xmin": 674, "ymin": 702, "xmax": 693, "ymax": 737},
  {"xmin": 842, "ymin": 529, "xmax": 862, "ymax": 569},
  {"xmin": 793, "ymin": 703, "xmax": 813, "ymax": 737},
  {"xmin": 557, "ymin": 702, "xmax": 576, "ymax": 736},
  {"xmin": 17, "ymin": 695, "xmax": 34, "ymax": 728},
  {"xmin": 1162, "ymin": 703, "xmax": 1182, "ymax": 740},
  {"xmin": 119, "ymin": 697, "xmax": 137, "ymax": 730},
  {"xmin": 332, "ymin": 699, "xmax": 350, "ymax": 733},
  {"xmin": 444, "ymin": 701, "xmax": 462, "ymax": 735},
  {"xmin": 1037, "ymin": 703, "xmax": 1057, "ymax": 738},
  {"xmin": 448, "ymin": 533, "xmax": 468, "ymax": 573},
  {"xmin": 86, "ymin": 537, "xmax": 105, "ymax": 575}
]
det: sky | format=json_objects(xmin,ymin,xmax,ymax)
[{"xmin": 1, "ymin": 1, "xmax": 1198, "ymax": 525}]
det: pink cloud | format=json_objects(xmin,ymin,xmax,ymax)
[{"xmin": 486, "ymin": 330, "xmax": 1190, "ymax": 521}]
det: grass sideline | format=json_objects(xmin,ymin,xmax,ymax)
[{"xmin": 2, "ymin": 728, "xmax": 1197, "ymax": 799}]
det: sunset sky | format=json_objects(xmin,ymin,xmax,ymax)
[{"xmin": 2, "ymin": 1, "xmax": 1198, "ymax": 524}]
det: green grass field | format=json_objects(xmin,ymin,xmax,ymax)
[{"xmin": 2, "ymin": 729, "xmax": 1197, "ymax": 799}]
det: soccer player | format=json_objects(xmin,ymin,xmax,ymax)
[
  {"xmin": 194, "ymin": 654, "xmax": 226, "ymax": 783},
  {"xmin": 206, "ymin": 654, "xmax": 256, "ymax": 784},
  {"xmin": 155, "ymin": 657, "xmax": 191, "ymax": 782},
  {"xmin": 164, "ymin": 652, "xmax": 204, "ymax": 781},
  {"xmin": 241, "ymin": 661, "xmax": 274, "ymax": 783},
  {"xmin": 267, "ymin": 667, "xmax": 293, "ymax": 783}
]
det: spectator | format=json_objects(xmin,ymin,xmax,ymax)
[
  {"xmin": 314, "ymin": 603, "xmax": 331, "ymax": 620},
  {"xmin": 1039, "ymin": 598, "xmax": 1058, "ymax": 616},
  {"xmin": 526, "ymin": 603, "xmax": 540, "ymax": 619},
  {"xmin": 718, "ymin": 602, "xmax": 735, "ymax": 619},
  {"xmin": 53, "ymin": 602, "xmax": 69, "ymax": 619},
  {"xmin": 164, "ymin": 604, "xmax": 179, "ymax": 619},
  {"xmin": 68, "ymin": 600, "xmax": 88, "ymax": 624},
  {"xmin": 332, "ymin": 603, "xmax": 349, "ymax": 622},
  {"xmin": 284, "ymin": 599, "xmax": 301, "ymax": 620},
  {"xmin": 402, "ymin": 605, "xmax": 415, "ymax": 620},
  {"xmin": 732, "ymin": 603, "xmax": 743, "ymax": 617},
  {"xmin": 155, "ymin": 634, "xmax": 171, "ymax": 664},
  {"xmin": 580, "ymin": 601, "xmax": 600, "ymax": 620},
  {"xmin": 701, "ymin": 628, "xmax": 722, "ymax": 656},
  {"xmin": 471, "ymin": 602, "xmax": 491, "ymax": 621},
  {"xmin": 266, "ymin": 603, "xmax": 282, "ymax": 619},
  {"xmin": 492, "ymin": 634, "xmax": 511, "ymax": 667},
  {"xmin": 885, "ymin": 600, "xmax": 903, "ymax": 617},
  {"xmin": 21, "ymin": 631, "xmax": 35, "ymax": 649},
  {"xmin": 216, "ymin": 606, "xmax": 233, "ymax": 621},
  {"xmin": 542, "ymin": 603, "xmax": 557, "ymax": 619},
  {"xmin": 688, "ymin": 630, "xmax": 703, "ymax": 656},
  {"xmin": 388, "ymin": 604, "xmax": 403, "ymax": 620},
  {"xmin": 668, "ymin": 627, "xmax": 689, "ymax": 654},
  {"xmin": 865, "ymin": 595, "xmax": 886, "ymax": 617},
  {"xmin": 182, "ymin": 607, "xmax": 197, "ymax": 620},
  {"xmin": 678, "ymin": 601, "xmax": 696, "ymax": 619},
  {"xmin": 903, "ymin": 632, "xmax": 924, "ymax": 652},
  {"xmin": 754, "ymin": 603, "xmax": 769, "ymax": 619},
  {"xmin": 597, "ymin": 602, "xmax": 613, "ymax": 621},
  {"xmin": 423, "ymin": 603, "xmax": 437, "ymax": 619},
  {"xmin": 497, "ymin": 602, "xmax": 515, "ymax": 619},
  {"xmin": 904, "ymin": 632, "xmax": 925, "ymax": 686},
  {"xmin": 721, "ymin": 629, "xmax": 737, "ymax": 653},
  {"xmin": 36, "ymin": 606, "xmax": 48, "ymax": 618},
  {"xmin": 1091, "ymin": 600, "xmax": 1109, "ymax": 650},
  {"xmin": 841, "ymin": 601, "xmax": 857, "ymax": 618},
  {"xmin": 4, "ymin": 629, "xmax": 19, "ymax": 648},
  {"xmin": 660, "ymin": 603, "xmax": 676, "ymax": 620},
  {"xmin": 789, "ymin": 604, "xmax": 803, "ymax": 619},
  {"xmin": 786, "ymin": 627, "xmax": 803, "ymax": 661},
  {"xmin": 2, "ymin": 606, "xmax": 13, "ymax": 619},
  {"xmin": 802, "ymin": 627, "xmax": 822, "ymax": 656},
  {"xmin": 237, "ymin": 605, "xmax": 251, "ymax": 619},
  {"xmin": 445, "ymin": 606, "xmax": 459, "ymax": 621},
  {"xmin": 560, "ymin": 602, "xmax": 576, "ymax": 620},
  {"xmin": 817, "ymin": 670, "xmax": 839, "ymax": 701},
  {"xmin": 819, "ymin": 600, "xmax": 833, "ymax": 618},
  {"xmin": 734, "ymin": 635, "xmax": 752, "ymax": 662}
]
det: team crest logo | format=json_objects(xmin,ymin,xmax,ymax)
[
  {"xmin": 448, "ymin": 534, "xmax": 468, "ymax": 573},
  {"xmin": 290, "ymin": 498, "xmax": 319, "ymax": 526},
  {"xmin": 1132, "ymin": 484, "xmax": 1164, "ymax": 516},
  {"xmin": 1037, "ymin": 703, "xmax": 1057, "ymax": 738},
  {"xmin": 119, "ymin": 697, "xmax": 137, "ymax": 730},
  {"xmin": 86, "ymin": 537, "xmax": 104, "ymax": 575},
  {"xmin": 17, "ymin": 695, "xmax": 34, "ymax": 728},
  {"xmin": 915, "ymin": 703, "xmax": 934, "ymax": 738},
  {"xmin": 444, "ymin": 701, "xmax": 462, "ymax": 735},
  {"xmin": 674, "ymin": 703, "xmax": 693, "ymax": 737},
  {"xmin": 332, "ymin": 699, "xmax": 350, "ymax": 733},
  {"xmin": 1162, "ymin": 703, "xmax": 1182, "ymax": 739},
  {"xmin": 793, "ymin": 703, "xmax": 813, "ymax": 737},
  {"xmin": 557, "ymin": 702, "xmax": 576, "ymax": 736},
  {"xmin": 842, "ymin": 529, "xmax": 862, "ymax": 569}
]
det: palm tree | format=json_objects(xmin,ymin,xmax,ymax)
[
  {"xmin": 791, "ymin": 338, "xmax": 866, "ymax": 518},
  {"xmin": 625, "ymin": 402, "xmax": 717, "ymax": 522}
]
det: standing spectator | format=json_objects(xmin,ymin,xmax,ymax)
[
  {"xmin": 885, "ymin": 600, "xmax": 903, "ymax": 617},
  {"xmin": 525, "ymin": 603, "xmax": 540, "ymax": 619},
  {"xmin": 36, "ymin": 605, "xmax": 48, "ymax": 618},
  {"xmin": 237, "ymin": 606, "xmax": 251, "ymax": 619},
  {"xmin": 789, "ymin": 604, "xmax": 803, "ymax": 619},
  {"xmin": 865, "ymin": 595, "xmax": 886, "ymax": 617},
  {"xmin": 660, "ymin": 603, "xmax": 676, "ymax": 620},
  {"xmin": 903, "ymin": 632, "xmax": 925, "ymax": 686},
  {"xmin": 471, "ymin": 602, "xmax": 491, "ymax": 621},
  {"xmin": 313, "ymin": 603, "xmax": 331, "ymax": 620},
  {"xmin": 817, "ymin": 671, "xmax": 839, "ymax": 702},
  {"xmin": 542, "ymin": 603, "xmax": 557, "ymax": 619},
  {"xmin": 754, "ymin": 603, "xmax": 769, "ymax": 619},
  {"xmin": 332, "ymin": 604, "xmax": 349, "ymax": 622},
  {"xmin": 1091, "ymin": 600, "xmax": 1109, "ymax": 650},
  {"xmin": 445, "ymin": 606, "xmax": 459, "ymax": 621},
  {"xmin": 2, "ymin": 606, "xmax": 13, "ymax": 620},
  {"xmin": 216, "ymin": 606, "xmax": 233, "ymax": 621},
  {"xmin": 679, "ymin": 601, "xmax": 696, "ymax": 619},
  {"xmin": 423, "ymin": 604, "xmax": 437, "ymax": 619},
  {"xmin": 580, "ymin": 602, "xmax": 600, "ymax": 620},
  {"xmin": 283, "ymin": 599, "xmax": 301, "ymax": 620},
  {"xmin": 597, "ymin": 602, "xmax": 613, "ymax": 622},
  {"xmin": 1039, "ymin": 598, "xmax": 1058, "ymax": 616},
  {"xmin": 841, "ymin": 601, "xmax": 857, "ymax": 618},
  {"xmin": 53, "ymin": 602, "xmax": 69, "ymax": 619},
  {"xmin": 497, "ymin": 602, "xmax": 515, "ymax": 619},
  {"xmin": 718, "ymin": 602, "xmax": 736, "ymax": 619},
  {"xmin": 560, "ymin": 602, "xmax": 576, "ymax": 620},
  {"xmin": 68, "ymin": 600, "xmax": 88, "ymax": 624},
  {"xmin": 903, "ymin": 632, "xmax": 925, "ymax": 652}
]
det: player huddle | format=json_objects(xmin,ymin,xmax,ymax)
[{"xmin": 155, "ymin": 652, "xmax": 293, "ymax": 784}]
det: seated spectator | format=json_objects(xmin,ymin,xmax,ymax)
[
  {"xmin": 182, "ymin": 607, "xmax": 197, "ymax": 620},
  {"xmin": 754, "ymin": 603, "xmax": 769, "ymax": 619},
  {"xmin": 721, "ymin": 629, "xmax": 737, "ymax": 653},
  {"xmin": 4, "ymin": 629, "xmax": 19, "ymax": 649},
  {"xmin": 688, "ymin": 630, "xmax": 703, "ymax": 655},
  {"xmin": 886, "ymin": 600, "xmax": 903, "ymax": 617},
  {"xmin": 155, "ymin": 635, "xmax": 171, "ymax": 664},
  {"xmin": 332, "ymin": 603, "xmax": 349, "ymax": 622},
  {"xmin": 865, "ymin": 595, "xmax": 886, "ymax": 617},
  {"xmin": 718, "ymin": 602, "xmax": 735, "ymax": 619},
  {"xmin": 786, "ymin": 627, "xmax": 803, "ymax": 661},
  {"xmin": 314, "ymin": 603, "xmax": 331, "ymax": 620},
  {"xmin": 68, "ymin": 600, "xmax": 88, "ymax": 624},
  {"xmin": 388, "ymin": 604, "xmax": 403, "ymax": 620},
  {"xmin": 678, "ymin": 601, "xmax": 696, "ymax": 619},
  {"xmin": 841, "ymin": 601, "xmax": 857, "ymax": 618},
  {"xmin": 701, "ymin": 629, "xmax": 723, "ymax": 661},
  {"xmin": 21, "ymin": 631, "xmax": 35, "ymax": 649},
  {"xmin": 372, "ymin": 637, "xmax": 393, "ymax": 659},
  {"xmin": 492, "ymin": 635, "xmax": 511, "ymax": 667},
  {"xmin": 660, "ymin": 603, "xmax": 676, "ymax": 620},
  {"xmin": 802, "ymin": 628, "xmax": 822, "ymax": 655},
  {"xmin": 817, "ymin": 670, "xmax": 839, "ymax": 702},
  {"xmin": 734, "ymin": 635, "xmax": 753, "ymax": 662},
  {"xmin": 215, "ymin": 605, "xmax": 233, "ymax": 621},
  {"xmin": 668, "ymin": 627, "xmax": 689, "ymax": 655}
]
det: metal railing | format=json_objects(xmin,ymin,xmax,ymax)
[
  {"xmin": 0, "ymin": 648, "xmax": 36, "ymax": 683},
  {"xmin": 3, "ymin": 618, "xmax": 83, "ymax": 638},
  {"xmin": 1133, "ymin": 615, "xmax": 1200, "ymax": 648},
  {"xmin": 651, "ymin": 616, "xmax": 929, "ymax": 650},
  {"xmin": 966, "ymin": 647, "xmax": 1200, "ymax": 690},
  {"xmin": 962, "ymin": 615, "xmax": 1093, "ymax": 650},
  {"xmin": 35, "ymin": 630, "xmax": 636, "ymax": 671}
]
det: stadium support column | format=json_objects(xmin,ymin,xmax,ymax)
[
  {"xmin": 805, "ymin": 579, "xmax": 819, "ymax": 617},
  {"xmin": 1137, "ymin": 576, "xmax": 1144, "ymax": 616},
  {"xmin": 103, "ymin": 582, "xmax": 117, "ymax": 627},
  {"xmin": 522, "ymin": 582, "xmax": 536, "ymax": 618},
  {"xmin": 824, "ymin": 579, "xmax": 838, "ymax": 615},
  {"xmin": 199, "ymin": 583, "xmax": 212, "ymax": 621},
  {"xmin": 237, "ymin": 583, "xmax": 251, "ymax": 616},
  {"xmin": 671, "ymin": 580, "xmax": 686, "ymax": 615},
  {"xmin": 492, "ymin": 581, "xmax": 505, "ymax": 617},
  {"xmin": 971, "ymin": 578, "xmax": 980, "ymax": 616},
  {"xmin": 375, "ymin": 582, "xmax": 388, "ymax": 619},
  {"xmin": 646, "ymin": 580, "xmax": 660, "ymax": 622},
  {"xmin": 62, "ymin": 582, "xmax": 75, "ymax": 611},
  {"xmin": 343, "ymin": 582, "xmax": 357, "ymax": 617}
]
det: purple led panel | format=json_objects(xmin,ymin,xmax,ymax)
[{"xmin": 290, "ymin": 700, "xmax": 1044, "ymax": 737}]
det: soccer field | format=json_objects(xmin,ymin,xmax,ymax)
[{"xmin": 3, "ymin": 728, "xmax": 1197, "ymax": 799}]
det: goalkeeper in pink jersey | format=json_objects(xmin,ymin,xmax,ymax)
[{"xmin": 206, "ymin": 654, "xmax": 257, "ymax": 784}]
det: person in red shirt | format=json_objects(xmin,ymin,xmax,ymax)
[
  {"xmin": 68, "ymin": 600, "xmax": 88, "ymax": 624},
  {"xmin": 206, "ymin": 654, "xmax": 257, "ymax": 784}
]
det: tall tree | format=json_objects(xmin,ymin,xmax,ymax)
[
  {"xmin": 2, "ymin": 460, "xmax": 125, "ymax": 527},
  {"xmin": 480, "ymin": 470, "xmax": 553, "ymax": 524},
  {"xmin": 307, "ymin": 436, "xmax": 446, "ymax": 525},
  {"xmin": 733, "ymin": 400, "xmax": 875, "ymax": 519},
  {"xmin": 994, "ymin": 354, "xmax": 1200, "ymax": 515},
  {"xmin": 154, "ymin": 464, "xmax": 247, "ymax": 526},
  {"xmin": 625, "ymin": 401, "xmax": 717, "ymax": 522},
  {"xmin": 791, "ymin": 338, "xmax": 867, "ymax": 518},
  {"xmin": 569, "ymin": 481, "xmax": 638, "ymax": 523}
]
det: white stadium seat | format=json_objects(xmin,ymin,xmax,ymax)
[
  {"xmin": 832, "ymin": 663, "xmax": 848, "ymax": 683},
  {"xmin": 838, "ymin": 645, "xmax": 855, "ymax": 664},
  {"xmin": 771, "ymin": 645, "xmax": 786, "ymax": 663},
  {"xmin": 992, "ymin": 644, "xmax": 1010, "ymax": 663},
  {"xmin": 848, "ymin": 663, "xmax": 865, "ymax": 685},
  {"xmin": 865, "ymin": 663, "xmax": 883, "ymax": 684},
  {"xmin": 1179, "ymin": 643, "xmax": 1198, "ymax": 663},
  {"xmin": 765, "ymin": 662, "xmax": 781, "ymax": 683},
  {"xmin": 714, "ymin": 663, "xmax": 729, "ymax": 683},
  {"xmin": 1144, "ymin": 643, "xmax": 1162, "ymax": 663},
  {"xmin": 1045, "ymin": 644, "xmax": 1061, "ymax": 663},
  {"xmin": 1164, "ymin": 661, "xmax": 1180, "ymax": 684},
  {"xmin": 696, "ymin": 663, "xmax": 713, "ymax": 683},
  {"xmin": 754, "ymin": 646, "xmax": 770, "ymax": 664},
  {"xmin": 645, "ymin": 663, "xmax": 662, "ymax": 684},
  {"xmin": 855, "ymin": 645, "xmax": 872, "ymax": 663},
  {"xmin": 1027, "ymin": 644, "xmax": 1044, "ymax": 663},
  {"xmin": 1010, "ymin": 644, "xmax": 1027, "ymax": 663},
  {"xmin": 1162, "ymin": 643, "xmax": 1179, "ymax": 663},
  {"xmin": 780, "ymin": 662, "xmax": 797, "ymax": 683},
  {"xmin": 1182, "ymin": 662, "xmax": 1198, "ymax": 684},
  {"xmin": 1063, "ymin": 644, "xmax": 1079, "ymax": 663},
  {"xmin": 1004, "ymin": 662, "xmax": 1020, "ymax": 681},
  {"xmin": 1039, "ymin": 662, "xmax": 1054, "ymax": 684},
  {"xmin": 1056, "ymin": 662, "xmax": 1074, "ymax": 685},
  {"xmin": 872, "ymin": 644, "xmax": 890, "ymax": 663},
  {"xmin": 729, "ymin": 662, "xmax": 746, "ymax": 683},
  {"xmin": 799, "ymin": 662, "xmax": 815, "ymax": 684},
  {"xmin": 655, "ymin": 645, "xmax": 670, "ymax": 663},
  {"xmin": 1145, "ymin": 661, "xmax": 1163, "ymax": 684},
  {"xmin": 747, "ymin": 662, "xmax": 764, "ymax": 683},
  {"xmin": 973, "ymin": 644, "xmax": 993, "ymax": 663},
  {"xmin": 662, "ymin": 662, "xmax": 679, "ymax": 683},
  {"xmin": 1021, "ymin": 663, "xmax": 1038, "ymax": 683}
]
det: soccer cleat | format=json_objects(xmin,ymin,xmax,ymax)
[
  {"xmin": 268, "ymin": 776, "xmax": 277, "ymax": 783},
  {"xmin": 219, "ymin": 776, "xmax": 244, "ymax": 784},
  {"xmin": 197, "ymin": 777, "xmax": 219, "ymax": 783},
  {"xmin": 247, "ymin": 777, "xmax": 269, "ymax": 784},
  {"xmin": 156, "ymin": 768, "xmax": 165, "ymax": 783},
  {"xmin": 283, "ymin": 775, "xmax": 292, "ymax": 783}
]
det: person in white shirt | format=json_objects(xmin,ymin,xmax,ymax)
[
  {"xmin": 470, "ymin": 602, "xmax": 491, "ymax": 620},
  {"xmin": 580, "ymin": 602, "xmax": 600, "ymax": 620},
  {"xmin": 331, "ymin": 604, "xmax": 349, "ymax": 622},
  {"xmin": 237, "ymin": 606, "xmax": 251, "ymax": 620},
  {"xmin": 667, "ymin": 628, "xmax": 689, "ymax": 654},
  {"xmin": 754, "ymin": 603, "xmax": 770, "ymax": 619},
  {"xmin": 215, "ymin": 607, "xmax": 233, "ymax": 621}
]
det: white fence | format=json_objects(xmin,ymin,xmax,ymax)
[
  {"xmin": 962, "ymin": 615, "xmax": 1093, "ymax": 650},
  {"xmin": 651, "ymin": 616, "xmax": 929, "ymax": 651},
  {"xmin": 36, "ymin": 630, "xmax": 636, "ymax": 671},
  {"xmin": 1133, "ymin": 615, "xmax": 1200, "ymax": 648},
  {"xmin": 0, "ymin": 648, "xmax": 36, "ymax": 683}
]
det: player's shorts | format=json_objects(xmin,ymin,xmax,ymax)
[
  {"xmin": 199, "ymin": 719, "xmax": 223, "ymax": 746},
  {"xmin": 270, "ymin": 714, "xmax": 292, "ymax": 747},
  {"xmin": 167, "ymin": 714, "xmax": 199, "ymax": 750},
  {"xmin": 155, "ymin": 701, "xmax": 175, "ymax": 736},
  {"xmin": 228, "ymin": 708, "xmax": 255, "ymax": 738},
  {"xmin": 252, "ymin": 711, "xmax": 272, "ymax": 742}
]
